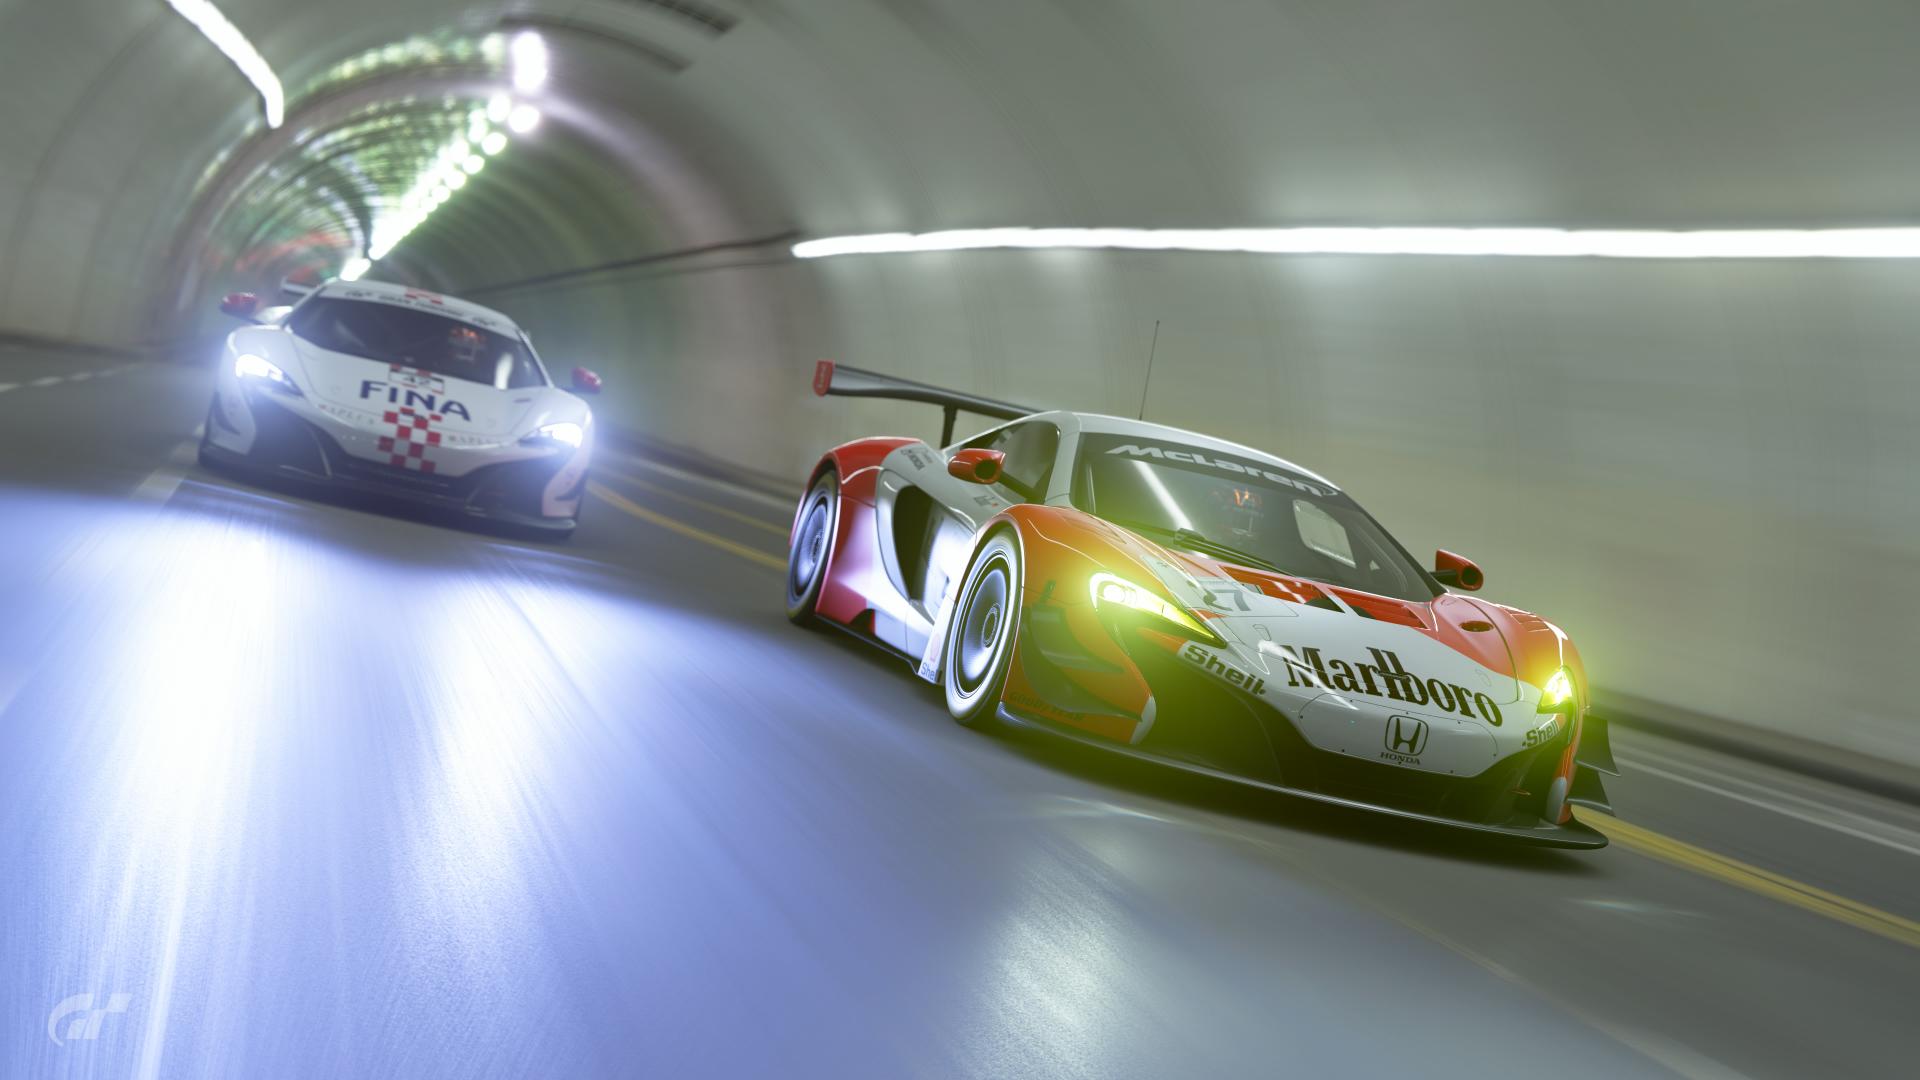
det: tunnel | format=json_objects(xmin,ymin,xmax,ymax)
[{"xmin": 2, "ymin": 2, "xmax": 1918, "ymax": 1077}]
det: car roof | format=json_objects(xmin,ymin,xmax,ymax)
[
  {"xmin": 315, "ymin": 280, "xmax": 522, "ymax": 336},
  {"xmin": 1025, "ymin": 409, "xmax": 1340, "ymax": 492}
]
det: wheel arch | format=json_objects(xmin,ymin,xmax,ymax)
[
  {"xmin": 804, "ymin": 437, "xmax": 919, "ymax": 508},
  {"xmin": 940, "ymin": 503, "xmax": 1168, "ymax": 730},
  {"xmin": 792, "ymin": 436, "xmax": 920, "ymax": 628}
]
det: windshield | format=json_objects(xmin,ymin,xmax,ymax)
[
  {"xmin": 1073, "ymin": 435, "xmax": 1439, "ymax": 602},
  {"xmin": 287, "ymin": 297, "xmax": 546, "ymax": 390}
]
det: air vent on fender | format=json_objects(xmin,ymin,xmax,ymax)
[
  {"xmin": 1328, "ymin": 588, "xmax": 1427, "ymax": 628},
  {"xmin": 1219, "ymin": 567, "xmax": 1340, "ymax": 610}
]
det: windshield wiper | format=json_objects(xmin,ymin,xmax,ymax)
[{"xmin": 1114, "ymin": 520, "xmax": 1284, "ymax": 574}]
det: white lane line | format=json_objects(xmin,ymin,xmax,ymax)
[
  {"xmin": 29, "ymin": 375, "xmax": 62, "ymax": 387},
  {"xmin": 132, "ymin": 438, "xmax": 201, "ymax": 504},
  {"xmin": 68, "ymin": 370, "xmax": 93, "ymax": 381},
  {"xmin": 0, "ymin": 383, "xmax": 17, "ymax": 393},
  {"xmin": 1618, "ymin": 754, "xmax": 1920, "ymax": 859}
]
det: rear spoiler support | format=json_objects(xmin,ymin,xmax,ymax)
[{"xmin": 812, "ymin": 361, "xmax": 1039, "ymax": 446}]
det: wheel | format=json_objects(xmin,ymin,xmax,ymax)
[
  {"xmin": 943, "ymin": 528, "xmax": 1021, "ymax": 727},
  {"xmin": 786, "ymin": 470, "xmax": 838, "ymax": 624}
]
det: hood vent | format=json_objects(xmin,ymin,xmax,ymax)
[{"xmin": 1330, "ymin": 589, "xmax": 1429, "ymax": 628}]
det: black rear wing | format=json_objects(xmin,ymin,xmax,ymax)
[{"xmin": 812, "ymin": 361, "xmax": 1041, "ymax": 446}]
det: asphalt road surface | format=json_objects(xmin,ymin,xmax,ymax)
[{"xmin": 2, "ymin": 349, "xmax": 1916, "ymax": 1079}]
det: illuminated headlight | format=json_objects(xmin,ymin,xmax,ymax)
[
  {"xmin": 233, "ymin": 353, "xmax": 300, "ymax": 395},
  {"xmin": 522, "ymin": 421, "xmax": 583, "ymax": 449},
  {"xmin": 1538, "ymin": 667, "xmax": 1577, "ymax": 714},
  {"xmin": 1088, "ymin": 572, "xmax": 1217, "ymax": 642}
]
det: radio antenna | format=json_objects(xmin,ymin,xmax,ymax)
[{"xmin": 1137, "ymin": 319, "xmax": 1161, "ymax": 421}]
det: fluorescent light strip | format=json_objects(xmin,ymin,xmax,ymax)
[
  {"xmin": 164, "ymin": 0, "xmax": 284, "ymax": 128},
  {"xmin": 793, "ymin": 227, "xmax": 1920, "ymax": 261},
  {"xmin": 510, "ymin": 31, "xmax": 549, "ymax": 93}
]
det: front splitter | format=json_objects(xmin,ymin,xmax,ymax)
[
  {"xmin": 995, "ymin": 704, "xmax": 1609, "ymax": 849},
  {"xmin": 198, "ymin": 441, "xmax": 577, "ymax": 533}
]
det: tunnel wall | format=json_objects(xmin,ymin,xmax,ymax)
[
  {"xmin": 483, "ymin": 246, "xmax": 1920, "ymax": 768},
  {"xmin": 455, "ymin": 0, "xmax": 1920, "ymax": 766}
]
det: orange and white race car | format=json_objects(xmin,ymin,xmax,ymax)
[{"xmin": 787, "ymin": 363, "xmax": 1617, "ymax": 847}]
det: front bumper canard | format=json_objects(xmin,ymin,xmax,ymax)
[{"xmin": 204, "ymin": 394, "xmax": 581, "ymax": 530}]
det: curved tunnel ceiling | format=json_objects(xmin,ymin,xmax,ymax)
[
  {"xmin": 172, "ymin": 10, "xmax": 759, "ymax": 324},
  {"xmin": 15, "ymin": 0, "xmax": 1920, "ymax": 347}
]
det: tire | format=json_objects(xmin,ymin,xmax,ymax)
[
  {"xmin": 943, "ymin": 528, "xmax": 1021, "ymax": 727},
  {"xmin": 786, "ymin": 470, "xmax": 838, "ymax": 624}
]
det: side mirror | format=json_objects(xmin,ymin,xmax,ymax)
[
  {"xmin": 1433, "ymin": 549, "xmax": 1484, "ymax": 591},
  {"xmin": 571, "ymin": 367, "xmax": 603, "ymax": 395},
  {"xmin": 219, "ymin": 292, "xmax": 260, "ymax": 319},
  {"xmin": 947, "ymin": 448, "xmax": 1005, "ymax": 486}
]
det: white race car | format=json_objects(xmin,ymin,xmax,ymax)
[{"xmin": 200, "ymin": 280, "xmax": 599, "ymax": 537}]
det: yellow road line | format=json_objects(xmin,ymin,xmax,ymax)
[
  {"xmin": 1589, "ymin": 815, "xmax": 1920, "ymax": 950},
  {"xmin": 597, "ymin": 468, "xmax": 791, "ymax": 536},
  {"xmin": 589, "ymin": 481, "xmax": 788, "ymax": 571}
]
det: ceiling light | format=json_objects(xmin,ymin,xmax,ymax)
[
  {"xmin": 510, "ymin": 31, "xmax": 549, "ymax": 93},
  {"xmin": 163, "ymin": 0, "xmax": 284, "ymax": 127},
  {"xmin": 791, "ymin": 226, "xmax": 1920, "ymax": 261}
]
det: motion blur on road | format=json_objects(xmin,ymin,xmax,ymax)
[{"xmin": 4, "ymin": 2, "xmax": 1919, "ymax": 1078}]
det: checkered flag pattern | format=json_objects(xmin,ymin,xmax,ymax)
[{"xmin": 379, "ymin": 407, "xmax": 442, "ymax": 473}]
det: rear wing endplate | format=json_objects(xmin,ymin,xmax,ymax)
[{"xmin": 812, "ymin": 360, "xmax": 1040, "ymax": 446}]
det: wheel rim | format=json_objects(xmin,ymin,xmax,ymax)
[
  {"xmin": 955, "ymin": 552, "xmax": 1011, "ymax": 694},
  {"xmin": 788, "ymin": 490, "xmax": 831, "ymax": 604}
]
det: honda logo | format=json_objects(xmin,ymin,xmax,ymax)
[{"xmin": 1384, "ymin": 715, "xmax": 1429, "ymax": 757}]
